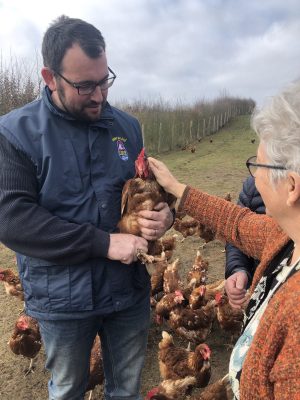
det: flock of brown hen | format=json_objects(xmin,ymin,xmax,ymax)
[{"xmin": 0, "ymin": 149, "xmax": 243, "ymax": 399}]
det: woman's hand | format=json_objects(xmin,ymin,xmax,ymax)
[{"xmin": 148, "ymin": 157, "xmax": 186, "ymax": 198}]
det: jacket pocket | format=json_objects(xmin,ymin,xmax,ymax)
[{"xmin": 25, "ymin": 257, "xmax": 93, "ymax": 311}]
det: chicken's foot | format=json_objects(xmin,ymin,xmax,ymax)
[{"xmin": 24, "ymin": 357, "xmax": 36, "ymax": 377}]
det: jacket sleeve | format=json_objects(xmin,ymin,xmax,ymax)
[
  {"xmin": 0, "ymin": 134, "xmax": 110, "ymax": 264},
  {"xmin": 225, "ymin": 177, "xmax": 259, "ymax": 283},
  {"xmin": 178, "ymin": 186, "xmax": 283, "ymax": 262}
]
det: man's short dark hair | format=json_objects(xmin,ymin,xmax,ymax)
[{"xmin": 42, "ymin": 15, "xmax": 106, "ymax": 72}]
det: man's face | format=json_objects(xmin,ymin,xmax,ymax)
[{"xmin": 51, "ymin": 44, "xmax": 109, "ymax": 122}]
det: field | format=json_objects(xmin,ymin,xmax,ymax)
[{"xmin": 0, "ymin": 115, "xmax": 258, "ymax": 399}]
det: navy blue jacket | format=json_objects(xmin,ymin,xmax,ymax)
[
  {"xmin": 0, "ymin": 87, "xmax": 150, "ymax": 320},
  {"xmin": 225, "ymin": 176, "xmax": 265, "ymax": 285}
]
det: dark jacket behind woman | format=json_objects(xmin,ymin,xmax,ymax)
[{"xmin": 225, "ymin": 176, "xmax": 265, "ymax": 285}]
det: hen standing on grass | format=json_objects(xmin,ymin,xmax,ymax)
[
  {"xmin": 118, "ymin": 148, "xmax": 176, "ymax": 263},
  {"xmin": 158, "ymin": 331, "xmax": 211, "ymax": 388},
  {"xmin": 9, "ymin": 314, "xmax": 41, "ymax": 376},
  {"xmin": 0, "ymin": 268, "xmax": 24, "ymax": 301}
]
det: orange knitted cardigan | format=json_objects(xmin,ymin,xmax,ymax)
[{"xmin": 178, "ymin": 187, "xmax": 300, "ymax": 400}]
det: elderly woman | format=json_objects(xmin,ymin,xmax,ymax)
[{"xmin": 148, "ymin": 81, "xmax": 300, "ymax": 400}]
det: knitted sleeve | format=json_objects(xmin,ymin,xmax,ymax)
[
  {"xmin": 178, "ymin": 186, "xmax": 282, "ymax": 261},
  {"xmin": 0, "ymin": 134, "xmax": 110, "ymax": 264}
]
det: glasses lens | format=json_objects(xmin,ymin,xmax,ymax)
[
  {"xmin": 100, "ymin": 77, "xmax": 115, "ymax": 90},
  {"xmin": 78, "ymin": 77, "xmax": 115, "ymax": 95},
  {"xmin": 250, "ymin": 164, "xmax": 257, "ymax": 177},
  {"xmin": 247, "ymin": 156, "xmax": 257, "ymax": 177},
  {"xmin": 78, "ymin": 85, "xmax": 96, "ymax": 95}
]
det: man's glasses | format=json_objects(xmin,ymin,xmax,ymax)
[
  {"xmin": 246, "ymin": 156, "xmax": 287, "ymax": 177},
  {"xmin": 54, "ymin": 67, "xmax": 116, "ymax": 95}
]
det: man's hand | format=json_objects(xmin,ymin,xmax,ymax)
[
  {"xmin": 225, "ymin": 271, "xmax": 248, "ymax": 309},
  {"xmin": 107, "ymin": 233, "xmax": 148, "ymax": 264},
  {"xmin": 137, "ymin": 202, "xmax": 173, "ymax": 241}
]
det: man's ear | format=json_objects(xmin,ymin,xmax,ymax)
[
  {"xmin": 286, "ymin": 172, "xmax": 300, "ymax": 207},
  {"xmin": 41, "ymin": 68, "xmax": 57, "ymax": 91}
]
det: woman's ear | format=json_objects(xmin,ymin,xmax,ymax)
[
  {"xmin": 286, "ymin": 172, "xmax": 300, "ymax": 207},
  {"xmin": 41, "ymin": 68, "xmax": 57, "ymax": 91}
]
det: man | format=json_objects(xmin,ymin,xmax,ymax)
[
  {"xmin": 225, "ymin": 176, "xmax": 265, "ymax": 308},
  {"xmin": 0, "ymin": 16, "xmax": 174, "ymax": 400}
]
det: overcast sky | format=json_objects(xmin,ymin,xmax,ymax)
[{"xmin": 1, "ymin": 0, "xmax": 299, "ymax": 106}]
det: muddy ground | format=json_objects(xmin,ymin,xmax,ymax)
[{"xmin": 0, "ymin": 231, "xmax": 231, "ymax": 400}]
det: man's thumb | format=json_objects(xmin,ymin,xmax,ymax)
[{"xmin": 236, "ymin": 273, "xmax": 247, "ymax": 290}]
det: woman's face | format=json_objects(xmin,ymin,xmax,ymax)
[{"xmin": 255, "ymin": 143, "xmax": 286, "ymax": 218}]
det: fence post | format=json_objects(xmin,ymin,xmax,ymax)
[
  {"xmin": 142, "ymin": 123, "xmax": 145, "ymax": 146},
  {"xmin": 182, "ymin": 121, "xmax": 185, "ymax": 146},
  {"xmin": 158, "ymin": 122, "xmax": 162, "ymax": 153},
  {"xmin": 208, "ymin": 116, "xmax": 211, "ymax": 134},
  {"xmin": 171, "ymin": 121, "xmax": 175, "ymax": 151}
]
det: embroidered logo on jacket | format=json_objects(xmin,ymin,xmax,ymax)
[{"xmin": 112, "ymin": 136, "xmax": 128, "ymax": 161}]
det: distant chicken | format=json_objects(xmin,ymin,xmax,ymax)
[
  {"xmin": 190, "ymin": 374, "xmax": 232, "ymax": 400},
  {"xmin": 150, "ymin": 235, "xmax": 178, "ymax": 261},
  {"xmin": 168, "ymin": 300, "xmax": 216, "ymax": 332},
  {"xmin": 155, "ymin": 291, "xmax": 186, "ymax": 324},
  {"xmin": 158, "ymin": 331, "xmax": 211, "ymax": 388},
  {"xmin": 9, "ymin": 314, "xmax": 41, "ymax": 375},
  {"xmin": 117, "ymin": 148, "xmax": 176, "ymax": 262},
  {"xmin": 173, "ymin": 218, "xmax": 199, "ymax": 239},
  {"xmin": 163, "ymin": 259, "xmax": 184, "ymax": 294},
  {"xmin": 174, "ymin": 326, "xmax": 212, "ymax": 344},
  {"xmin": 189, "ymin": 280, "xmax": 225, "ymax": 310},
  {"xmin": 150, "ymin": 254, "xmax": 169, "ymax": 296},
  {"xmin": 187, "ymin": 251, "xmax": 209, "ymax": 289},
  {"xmin": 145, "ymin": 376, "xmax": 196, "ymax": 400},
  {"xmin": 0, "ymin": 268, "xmax": 24, "ymax": 301},
  {"xmin": 215, "ymin": 293, "xmax": 244, "ymax": 342},
  {"xmin": 86, "ymin": 335, "xmax": 104, "ymax": 399}
]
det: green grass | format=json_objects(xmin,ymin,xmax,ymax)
[{"xmin": 152, "ymin": 115, "xmax": 258, "ymax": 200}]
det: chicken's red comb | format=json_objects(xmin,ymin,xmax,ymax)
[
  {"xmin": 215, "ymin": 292, "xmax": 222, "ymax": 303},
  {"xmin": 145, "ymin": 387, "xmax": 159, "ymax": 400},
  {"xmin": 175, "ymin": 289, "xmax": 183, "ymax": 296},
  {"xmin": 138, "ymin": 147, "xmax": 146, "ymax": 159},
  {"xmin": 16, "ymin": 316, "xmax": 29, "ymax": 330}
]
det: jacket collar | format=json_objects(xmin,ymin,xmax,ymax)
[{"xmin": 42, "ymin": 86, "xmax": 114, "ymax": 128}]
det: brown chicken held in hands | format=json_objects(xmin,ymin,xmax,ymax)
[
  {"xmin": 0, "ymin": 268, "xmax": 24, "ymax": 301},
  {"xmin": 9, "ymin": 314, "xmax": 41, "ymax": 375},
  {"xmin": 158, "ymin": 331, "xmax": 211, "ymax": 387},
  {"xmin": 145, "ymin": 376, "xmax": 196, "ymax": 400},
  {"xmin": 117, "ymin": 148, "xmax": 176, "ymax": 262}
]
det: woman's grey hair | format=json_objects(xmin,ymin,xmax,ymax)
[{"xmin": 251, "ymin": 79, "xmax": 300, "ymax": 183}]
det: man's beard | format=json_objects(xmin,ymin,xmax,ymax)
[{"xmin": 56, "ymin": 86, "xmax": 106, "ymax": 122}]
